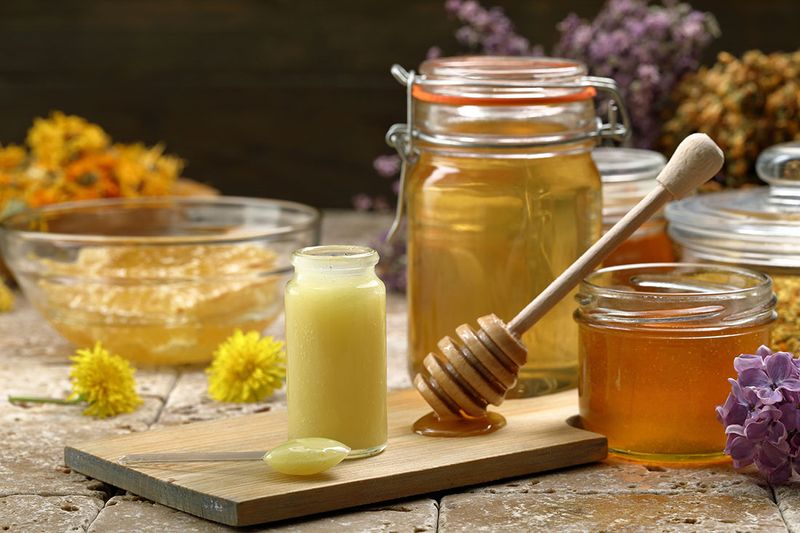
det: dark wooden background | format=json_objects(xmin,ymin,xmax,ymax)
[{"xmin": 0, "ymin": 1, "xmax": 797, "ymax": 207}]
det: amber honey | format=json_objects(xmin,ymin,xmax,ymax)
[
  {"xmin": 390, "ymin": 56, "xmax": 628, "ymax": 397},
  {"xmin": 579, "ymin": 323, "xmax": 769, "ymax": 460},
  {"xmin": 603, "ymin": 221, "xmax": 675, "ymax": 267},
  {"xmin": 594, "ymin": 147, "xmax": 672, "ymax": 268},
  {"xmin": 407, "ymin": 131, "xmax": 601, "ymax": 397},
  {"xmin": 575, "ymin": 264, "xmax": 775, "ymax": 462}
]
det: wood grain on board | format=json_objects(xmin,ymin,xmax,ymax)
[{"xmin": 65, "ymin": 388, "xmax": 607, "ymax": 526}]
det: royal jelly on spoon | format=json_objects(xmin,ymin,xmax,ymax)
[{"xmin": 118, "ymin": 437, "xmax": 350, "ymax": 476}]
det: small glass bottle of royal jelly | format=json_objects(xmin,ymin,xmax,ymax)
[
  {"xmin": 285, "ymin": 245, "xmax": 387, "ymax": 459},
  {"xmin": 575, "ymin": 263, "xmax": 776, "ymax": 463}
]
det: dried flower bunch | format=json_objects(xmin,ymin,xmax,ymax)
[
  {"xmin": 662, "ymin": 50, "xmax": 800, "ymax": 186},
  {"xmin": 0, "ymin": 112, "xmax": 183, "ymax": 218},
  {"xmin": 717, "ymin": 346, "xmax": 800, "ymax": 484},
  {"xmin": 555, "ymin": 0, "xmax": 719, "ymax": 148},
  {"xmin": 773, "ymin": 276, "xmax": 800, "ymax": 355}
]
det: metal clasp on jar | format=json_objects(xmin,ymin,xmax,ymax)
[{"xmin": 384, "ymin": 63, "xmax": 631, "ymax": 240}]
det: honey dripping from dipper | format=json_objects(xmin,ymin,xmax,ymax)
[{"xmin": 412, "ymin": 314, "xmax": 526, "ymax": 436}]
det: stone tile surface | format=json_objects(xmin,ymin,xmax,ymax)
[
  {"xmin": 88, "ymin": 495, "xmax": 437, "ymax": 533},
  {"xmin": 152, "ymin": 370, "xmax": 282, "ymax": 428},
  {"xmin": 775, "ymin": 481, "xmax": 800, "ymax": 533},
  {"xmin": 270, "ymin": 499, "xmax": 438, "ymax": 533},
  {"xmin": 439, "ymin": 491, "xmax": 786, "ymax": 532},
  {"xmin": 0, "ymin": 398, "xmax": 162, "ymax": 497},
  {"xmin": 88, "ymin": 495, "xmax": 229, "ymax": 533},
  {"xmin": 0, "ymin": 298, "xmax": 74, "ymax": 365},
  {"xmin": 471, "ymin": 458, "xmax": 770, "ymax": 498},
  {"xmin": 0, "ymin": 494, "xmax": 103, "ymax": 533}
]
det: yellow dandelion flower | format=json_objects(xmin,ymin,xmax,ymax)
[
  {"xmin": 0, "ymin": 279, "xmax": 14, "ymax": 312},
  {"xmin": 207, "ymin": 330, "xmax": 286, "ymax": 403},
  {"xmin": 69, "ymin": 342, "xmax": 142, "ymax": 418}
]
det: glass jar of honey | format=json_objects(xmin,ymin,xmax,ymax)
[
  {"xmin": 575, "ymin": 263, "xmax": 775, "ymax": 462},
  {"xmin": 593, "ymin": 147, "xmax": 674, "ymax": 266},
  {"xmin": 387, "ymin": 56, "xmax": 630, "ymax": 397},
  {"xmin": 667, "ymin": 141, "xmax": 800, "ymax": 354}
]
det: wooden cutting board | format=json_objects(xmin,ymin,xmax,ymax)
[{"xmin": 65, "ymin": 389, "xmax": 606, "ymax": 527}]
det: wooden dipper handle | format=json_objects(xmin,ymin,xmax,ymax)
[
  {"xmin": 508, "ymin": 133, "xmax": 724, "ymax": 335},
  {"xmin": 414, "ymin": 134, "xmax": 724, "ymax": 421}
]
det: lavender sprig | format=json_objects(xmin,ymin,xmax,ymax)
[
  {"xmin": 555, "ymin": 0, "xmax": 719, "ymax": 148},
  {"xmin": 718, "ymin": 346, "xmax": 800, "ymax": 484},
  {"xmin": 444, "ymin": 0, "xmax": 539, "ymax": 56}
]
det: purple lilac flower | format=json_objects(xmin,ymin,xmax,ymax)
[
  {"xmin": 443, "ymin": 0, "xmax": 534, "ymax": 56},
  {"xmin": 352, "ymin": 193, "xmax": 390, "ymax": 212},
  {"xmin": 554, "ymin": 0, "xmax": 719, "ymax": 148},
  {"xmin": 738, "ymin": 351, "xmax": 800, "ymax": 404},
  {"xmin": 373, "ymin": 155, "xmax": 401, "ymax": 178},
  {"xmin": 352, "ymin": 193, "xmax": 374, "ymax": 212},
  {"xmin": 718, "ymin": 346, "xmax": 800, "ymax": 484},
  {"xmin": 371, "ymin": 224, "xmax": 408, "ymax": 292}
]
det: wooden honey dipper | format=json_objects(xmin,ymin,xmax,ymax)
[{"xmin": 413, "ymin": 134, "xmax": 725, "ymax": 432}]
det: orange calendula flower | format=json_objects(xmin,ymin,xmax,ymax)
[
  {"xmin": 0, "ymin": 144, "xmax": 26, "ymax": 170},
  {"xmin": 27, "ymin": 112, "xmax": 110, "ymax": 170},
  {"xmin": 64, "ymin": 153, "xmax": 121, "ymax": 198},
  {"xmin": 2, "ymin": 111, "xmax": 184, "ymax": 213}
]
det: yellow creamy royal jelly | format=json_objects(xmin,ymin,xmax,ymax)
[{"xmin": 285, "ymin": 245, "xmax": 387, "ymax": 458}]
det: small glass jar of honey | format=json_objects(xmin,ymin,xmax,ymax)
[
  {"xmin": 575, "ymin": 263, "xmax": 775, "ymax": 462},
  {"xmin": 592, "ymin": 147, "xmax": 674, "ymax": 266},
  {"xmin": 387, "ymin": 56, "xmax": 630, "ymax": 398}
]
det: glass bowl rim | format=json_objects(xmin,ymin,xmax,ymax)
[{"xmin": 0, "ymin": 196, "xmax": 321, "ymax": 246}]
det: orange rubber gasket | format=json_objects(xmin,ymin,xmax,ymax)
[{"xmin": 412, "ymin": 85, "xmax": 596, "ymax": 106}]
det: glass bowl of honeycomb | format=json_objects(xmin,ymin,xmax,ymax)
[{"xmin": 0, "ymin": 197, "xmax": 320, "ymax": 365}]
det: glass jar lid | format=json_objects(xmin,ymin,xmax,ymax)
[
  {"xmin": 416, "ymin": 56, "xmax": 592, "ymax": 103},
  {"xmin": 593, "ymin": 147, "xmax": 666, "ymax": 223},
  {"xmin": 666, "ymin": 141, "xmax": 800, "ymax": 269},
  {"xmin": 756, "ymin": 141, "xmax": 800, "ymax": 187}
]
